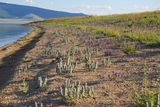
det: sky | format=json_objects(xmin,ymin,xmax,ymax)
[{"xmin": 0, "ymin": 0, "xmax": 160, "ymax": 15}]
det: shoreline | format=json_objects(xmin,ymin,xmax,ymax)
[
  {"xmin": 0, "ymin": 25, "xmax": 36, "ymax": 57},
  {"xmin": 0, "ymin": 19, "xmax": 34, "ymax": 24},
  {"xmin": 0, "ymin": 24, "xmax": 33, "ymax": 47},
  {"xmin": 0, "ymin": 25, "xmax": 42, "ymax": 89}
]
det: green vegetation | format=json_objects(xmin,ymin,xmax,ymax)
[
  {"xmin": 56, "ymin": 58, "xmax": 77, "ymax": 74},
  {"xmin": 60, "ymin": 79, "xmax": 95, "ymax": 103},
  {"xmin": 85, "ymin": 60, "xmax": 98, "ymax": 72},
  {"xmin": 35, "ymin": 102, "xmax": 44, "ymax": 107},
  {"xmin": 133, "ymin": 90, "xmax": 159, "ymax": 107},
  {"xmin": 122, "ymin": 43, "xmax": 136, "ymax": 54},
  {"xmin": 20, "ymin": 80, "xmax": 29, "ymax": 94},
  {"xmin": 40, "ymin": 11, "xmax": 160, "ymax": 46},
  {"xmin": 38, "ymin": 76, "xmax": 48, "ymax": 88},
  {"xmin": 133, "ymin": 63, "xmax": 160, "ymax": 107}
]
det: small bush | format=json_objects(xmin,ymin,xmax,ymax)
[
  {"xmin": 122, "ymin": 43, "xmax": 136, "ymax": 54},
  {"xmin": 133, "ymin": 90, "xmax": 159, "ymax": 107},
  {"xmin": 85, "ymin": 60, "xmax": 98, "ymax": 72},
  {"xmin": 133, "ymin": 63, "xmax": 160, "ymax": 107},
  {"xmin": 60, "ymin": 79, "xmax": 95, "ymax": 102},
  {"xmin": 20, "ymin": 80, "xmax": 29, "ymax": 94},
  {"xmin": 38, "ymin": 76, "xmax": 48, "ymax": 88},
  {"xmin": 35, "ymin": 102, "xmax": 43, "ymax": 107}
]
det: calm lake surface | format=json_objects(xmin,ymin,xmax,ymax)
[{"xmin": 0, "ymin": 24, "xmax": 32, "ymax": 47}]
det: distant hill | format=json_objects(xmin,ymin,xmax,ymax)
[
  {"xmin": 0, "ymin": 7, "xmax": 12, "ymax": 18},
  {"xmin": 23, "ymin": 13, "xmax": 43, "ymax": 21},
  {"xmin": 0, "ymin": 2, "xmax": 86, "ymax": 21}
]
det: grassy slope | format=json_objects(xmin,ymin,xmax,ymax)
[{"xmin": 42, "ymin": 11, "xmax": 160, "ymax": 46}]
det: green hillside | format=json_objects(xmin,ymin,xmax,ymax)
[{"xmin": 42, "ymin": 11, "xmax": 160, "ymax": 46}]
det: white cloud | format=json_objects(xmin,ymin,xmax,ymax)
[
  {"xmin": 68, "ymin": 5, "xmax": 113, "ymax": 15},
  {"xmin": 133, "ymin": 5, "xmax": 150, "ymax": 11},
  {"xmin": 25, "ymin": 0, "xmax": 33, "ymax": 3}
]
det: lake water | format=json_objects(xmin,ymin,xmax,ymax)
[{"xmin": 0, "ymin": 24, "xmax": 32, "ymax": 47}]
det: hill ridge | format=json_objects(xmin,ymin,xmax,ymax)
[{"xmin": 0, "ymin": 2, "xmax": 86, "ymax": 20}]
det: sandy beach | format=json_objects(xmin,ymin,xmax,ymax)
[{"xmin": 0, "ymin": 26, "xmax": 42, "ymax": 89}]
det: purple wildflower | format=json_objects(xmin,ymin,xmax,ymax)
[
  {"xmin": 104, "ymin": 49, "xmax": 112, "ymax": 56},
  {"xmin": 112, "ymin": 71, "xmax": 124, "ymax": 78}
]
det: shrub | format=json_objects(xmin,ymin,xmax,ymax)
[
  {"xmin": 122, "ymin": 43, "xmax": 136, "ymax": 54},
  {"xmin": 56, "ymin": 58, "xmax": 77, "ymax": 74},
  {"xmin": 60, "ymin": 79, "xmax": 95, "ymax": 102},
  {"xmin": 38, "ymin": 76, "xmax": 48, "ymax": 88},
  {"xmin": 20, "ymin": 80, "xmax": 29, "ymax": 94},
  {"xmin": 85, "ymin": 60, "xmax": 98, "ymax": 72},
  {"xmin": 133, "ymin": 90, "xmax": 159, "ymax": 107},
  {"xmin": 35, "ymin": 102, "xmax": 43, "ymax": 107},
  {"xmin": 133, "ymin": 63, "xmax": 160, "ymax": 107}
]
